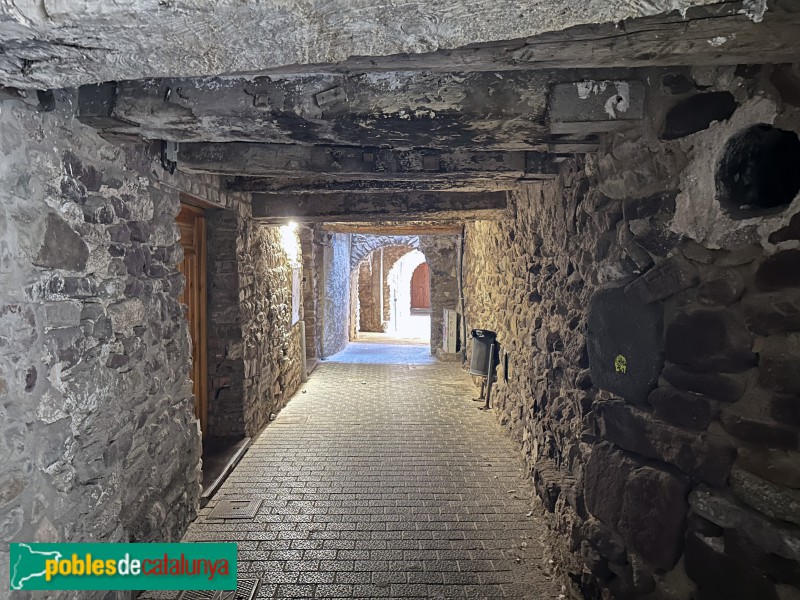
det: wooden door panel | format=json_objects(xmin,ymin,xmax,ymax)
[
  {"xmin": 410, "ymin": 262, "xmax": 431, "ymax": 310},
  {"xmin": 177, "ymin": 204, "xmax": 208, "ymax": 437}
]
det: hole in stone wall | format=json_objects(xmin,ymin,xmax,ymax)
[
  {"xmin": 716, "ymin": 124, "xmax": 800, "ymax": 219},
  {"xmin": 660, "ymin": 91, "xmax": 737, "ymax": 140}
]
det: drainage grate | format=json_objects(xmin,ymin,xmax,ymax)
[
  {"xmin": 176, "ymin": 579, "xmax": 260, "ymax": 600},
  {"xmin": 206, "ymin": 498, "xmax": 262, "ymax": 520}
]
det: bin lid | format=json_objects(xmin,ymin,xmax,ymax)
[{"xmin": 471, "ymin": 329, "xmax": 497, "ymax": 339}]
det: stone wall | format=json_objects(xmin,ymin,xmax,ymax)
[
  {"xmin": 0, "ymin": 90, "xmax": 308, "ymax": 594},
  {"xmin": 358, "ymin": 255, "xmax": 382, "ymax": 332},
  {"xmin": 300, "ymin": 225, "xmax": 321, "ymax": 359},
  {"xmin": 0, "ymin": 92, "xmax": 201, "ymax": 596},
  {"xmin": 321, "ymin": 232, "xmax": 351, "ymax": 357},
  {"xmin": 206, "ymin": 208, "xmax": 246, "ymax": 437},
  {"xmin": 420, "ymin": 235, "xmax": 460, "ymax": 354},
  {"xmin": 237, "ymin": 222, "xmax": 304, "ymax": 436},
  {"xmin": 463, "ymin": 65, "xmax": 800, "ymax": 599}
]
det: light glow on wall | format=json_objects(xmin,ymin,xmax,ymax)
[{"xmin": 280, "ymin": 222, "xmax": 301, "ymax": 267}]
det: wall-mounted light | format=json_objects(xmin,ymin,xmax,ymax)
[{"xmin": 280, "ymin": 222, "xmax": 301, "ymax": 267}]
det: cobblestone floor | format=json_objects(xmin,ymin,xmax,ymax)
[{"xmin": 188, "ymin": 341, "xmax": 565, "ymax": 599}]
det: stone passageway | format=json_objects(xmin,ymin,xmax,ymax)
[{"xmin": 185, "ymin": 341, "xmax": 564, "ymax": 599}]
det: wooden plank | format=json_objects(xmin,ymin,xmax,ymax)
[
  {"xmin": 176, "ymin": 203, "xmax": 208, "ymax": 438},
  {"xmin": 548, "ymin": 81, "xmax": 645, "ymax": 134},
  {"xmin": 322, "ymin": 223, "xmax": 464, "ymax": 235},
  {"xmin": 252, "ymin": 191, "xmax": 509, "ymax": 223},
  {"xmin": 179, "ymin": 143, "xmax": 539, "ymax": 178},
  {"xmin": 226, "ymin": 176, "xmax": 519, "ymax": 194}
]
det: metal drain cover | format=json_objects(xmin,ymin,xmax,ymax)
[
  {"xmin": 207, "ymin": 498, "xmax": 262, "ymax": 520},
  {"xmin": 176, "ymin": 579, "xmax": 260, "ymax": 600}
]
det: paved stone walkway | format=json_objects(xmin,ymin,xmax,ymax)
[{"xmin": 188, "ymin": 342, "xmax": 564, "ymax": 599}]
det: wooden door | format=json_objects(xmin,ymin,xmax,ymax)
[
  {"xmin": 176, "ymin": 203, "xmax": 208, "ymax": 437},
  {"xmin": 410, "ymin": 262, "xmax": 431, "ymax": 310}
]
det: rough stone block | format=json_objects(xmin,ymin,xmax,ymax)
[
  {"xmin": 697, "ymin": 268, "xmax": 745, "ymax": 305},
  {"xmin": 43, "ymin": 301, "xmax": 83, "ymax": 329},
  {"xmin": 647, "ymin": 385, "xmax": 718, "ymax": 430},
  {"xmin": 596, "ymin": 399, "xmax": 736, "ymax": 485},
  {"xmin": 716, "ymin": 244, "xmax": 763, "ymax": 267},
  {"xmin": 756, "ymin": 250, "xmax": 800, "ymax": 291},
  {"xmin": 587, "ymin": 286, "xmax": 663, "ymax": 405},
  {"xmin": 725, "ymin": 529, "xmax": 800, "ymax": 589},
  {"xmin": 108, "ymin": 299, "xmax": 145, "ymax": 335},
  {"xmin": 772, "ymin": 394, "xmax": 800, "ymax": 428},
  {"xmin": 664, "ymin": 308, "xmax": 756, "ymax": 373},
  {"xmin": 744, "ymin": 291, "xmax": 800, "ymax": 335},
  {"xmin": 661, "ymin": 364, "xmax": 745, "ymax": 403},
  {"xmin": 82, "ymin": 195, "xmax": 115, "ymax": 224},
  {"xmin": 738, "ymin": 447, "xmax": 800, "ymax": 490},
  {"xmin": 585, "ymin": 442, "xmax": 635, "ymax": 527},
  {"xmin": 624, "ymin": 255, "xmax": 698, "ymax": 304},
  {"xmin": 730, "ymin": 466, "xmax": 800, "ymax": 526},
  {"xmin": 689, "ymin": 486, "xmax": 800, "ymax": 561},
  {"xmin": 617, "ymin": 464, "xmax": 689, "ymax": 571},
  {"xmin": 584, "ymin": 441, "xmax": 689, "ymax": 570},
  {"xmin": 758, "ymin": 333, "xmax": 800, "ymax": 393},
  {"xmin": 720, "ymin": 409, "xmax": 799, "ymax": 449},
  {"xmin": 684, "ymin": 531, "xmax": 779, "ymax": 600},
  {"xmin": 33, "ymin": 214, "xmax": 89, "ymax": 272}
]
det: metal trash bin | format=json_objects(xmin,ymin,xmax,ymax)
[{"xmin": 469, "ymin": 329, "xmax": 498, "ymax": 376}]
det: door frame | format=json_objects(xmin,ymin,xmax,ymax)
[{"xmin": 177, "ymin": 197, "xmax": 209, "ymax": 437}]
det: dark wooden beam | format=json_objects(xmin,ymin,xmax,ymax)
[
  {"xmin": 251, "ymin": 191, "xmax": 509, "ymax": 223},
  {"xmin": 78, "ymin": 70, "xmax": 557, "ymax": 149},
  {"xmin": 322, "ymin": 223, "xmax": 464, "ymax": 235},
  {"xmin": 180, "ymin": 143, "xmax": 544, "ymax": 177},
  {"xmin": 227, "ymin": 176, "xmax": 518, "ymax": 193},
  {"xmin": 263, "ymin": 0, "xmax": 800, "ymax": 73}
]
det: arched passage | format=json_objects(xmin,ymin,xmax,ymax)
[
  {"xmin": 349, "ymin": 242, "xmax": 432, "ymax": 342},
  {"xmin": 386, "ymin": 249, "xmax": 430, "ymax": 341}
]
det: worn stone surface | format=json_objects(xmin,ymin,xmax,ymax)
[
  {"xmin": 758, "ymin": 333, "xmax": 800, "ymax": 394},
  {"xmin": 320, "ymin": 232, "xmax": 351, "ymax": 357},
  {"xmin": 689, "ymin": 486, "xmax": 800, "ymax": 562},
  {"xmin": 0, "ymin": 0, "xmax": 739, "ymax": 89},
  {"xmin": 587, "ymin": 286, "xmax": 663, "ymax": 405},
  {"xmin": 419, "ymin": 236, "xmax": 460, "ymax": 354},
  {"xmin": 730, "ymin": 466, "xmax": 800, "ymax": 526},
  {"xmin": 183, "ymin": 342, "xmax": 566, "ymax": 599},
  {"xmin": 596, "ymin": 400, "xmax": 736, "ymax": 486},
  {"xmin": 33, "ymin": 213, "xmax": 90, "ymax": 271},
  {"xmin": 664, "ymin": 308, "xmax": 756, "ymax": 373},
  {"xmin": 661, "ymin": 364, "xmax": 745, "ymax": 403},
  {"xmin": 0, "ymin": 92, "xmax": 202, "ymax": 596},
  {"xmin": 584, "ymin": 442, "xmax": 688, "ymax": 571},
  {"xmin": 685, "ymin": 531, "xmax": 780, "ymax": 600},
  {"xmin": 738, "ymin": 447, "xmax": 800, "ymax": 490},
  {"xmin": 624, "ymin": 255, "xmax": 698, "ymax": 304},
  {"xmin": 648, "ymin": 386, "xmax": 719, "ymax": 430}
]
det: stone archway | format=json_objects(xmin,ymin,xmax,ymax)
[
  {"xmin": 386, "ymin": 249, "xmax": 431, "ymax": 340},
  {"xmin": 350, "ymin": 242, "xmax": 421, "ymax": 337}
]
